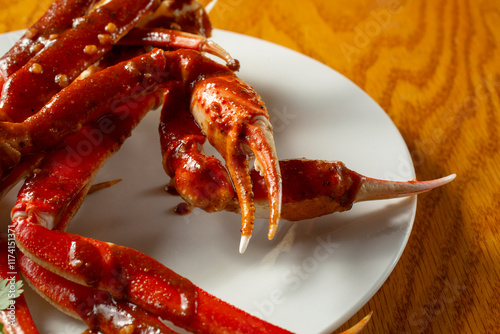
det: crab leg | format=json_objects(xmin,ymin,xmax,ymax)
[
  {"xmin": 0, "ymin": 0, "xmax": 161, "ymax": 122},
  {"xmin": 0, "ymin": 0, "xmax": 97, "ymax": 88},
  {"xmin": 118, "ymin": 27, "xmax": 240, "ymax": 70},
  {"xmin": 10, "ymin": 110, "xmax": 176, "ymax": 332},
  {"xmin": 247, "ymin": 159, "xmax": 455, "ymax": 221},
  {"xmin": 13, "ymin": 219, "xmax": 293, "ymax": 333},
  {"xmin": 77, "ymin": 29, "xmax": 240, "ymax": 84},
  {"xmin": 6, "ymin": 84, "xmax": 173, "ymax": 334},
  {"xmin": 18, "ymin": 252, "xmax": 180, "ymax": 334},
  {"xmin": 171, "ymin": 158, "xmax": 454, "ymax": 221},
  {"xmin": 163, "ymin": 140, "xmax": 454, "ymax": 222}
]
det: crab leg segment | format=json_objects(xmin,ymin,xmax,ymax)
[
  {"xmin": 13, "ymin": 220, "xmax": 293, "ymax": 333},
  {"xmin": 0, "ymin": 0, "xmax": 97, "ymax": 86},
  {"xmin": 18, "ymin": 252, "xmax": 179, "ymax": 334},
  {"xmin": 7, "ymin": 88, "xmax": 168, "ymax": 334},
  {"xmin": 249, "ymin": 159, "xmax": 363, "ymax": 221},
  {"xmin": 119, "ymin": 28, "xmax": 240, "ymax": 70},
  {"xmin": 77, "ymin": 30, "xmax": 238, "ymax": 83},
  {"xmin": 0, "ymin": 48, "xmax": 166, "ymax": 179},
  {"xmin": 0, "ymin": 0, "xmax": 161, "ymax": 122},
  {"xmin": 164, "ymin": 152, "xmax": 454, "ymax": 223},
  {"xmin": 163, "ymin": 50, "xmax": 282, "ymax": 253},
  {"xmin": 11, "ymin": 92, "xmax": 161, "ymax": 232}
]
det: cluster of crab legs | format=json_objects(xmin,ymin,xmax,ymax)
[{"xmin": 0, "ymin": 0, "xmax": 455, "ymax": 332}]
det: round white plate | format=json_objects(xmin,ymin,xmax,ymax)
[{"xmin": 0, "ymin": 30, "xmax": 417, "ymax": 334}]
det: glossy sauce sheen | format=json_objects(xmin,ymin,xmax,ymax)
[
  {"xmin": 0, "ymin": 0, "xmax": 160, "ymax": 122},
  {"xmin": 20, "ymin": 49, "xmax": 166, "ymax": 153},
  {"xmin": 0, "ymin": 0, "xmax": 96, "ymax": 80},
  {"xmin": 18, "ymin": 251, "xmax": 178, "ymax": 333},
  {"xmin": 252, "ymin": 160, "xmax": 364, "ymax": 221},
  {"xmin": 12, "ymin": 91, "xmax": 160, "ymax": 230},
  {"xmin": 14, "ymin": 218, "xmax": 293, "ymax": 333}
]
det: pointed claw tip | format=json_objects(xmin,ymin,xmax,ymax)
[
  {"xmin": 246, "ymin": 118, "xmax": 282, "ymax": 243},
  {"xmin": 239, "ymin": 235, "xmax": 251, "ymax": 254},
  {"xmin": 267, "ymin": 221, "xmax": 279, "ymax": 240},
  {"xmin": 411, "ymin": 173, "xmax": 456, "ymax": 191},
  {"xmin": 441, "ymin": 173, "xmax": 457, "ymax": 184}
]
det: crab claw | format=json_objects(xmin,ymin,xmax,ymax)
[
  {"xmin": 160, "ymin": 49, "xmax": 282, "ymax": 253},
  {"xmin": 190, "ymin": 72, "xmax": 282, "ymax": 254}
]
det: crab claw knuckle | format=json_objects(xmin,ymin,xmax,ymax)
[{"xmin": 173, "ymin": 153, "xmax": 235, "ymax": 212}]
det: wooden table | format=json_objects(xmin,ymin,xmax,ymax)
[{"xmin": 0, "ymin": 0, "xmax": 498, "ymax": 333}]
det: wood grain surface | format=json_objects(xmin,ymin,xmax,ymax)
[{"xmin": 0, "ymin": 0, "xmax": 498, "ymax": 333}]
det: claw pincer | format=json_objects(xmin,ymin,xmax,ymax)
[{"xmin": 172, "ymin": 50, "xmax": 282, "ymax": 252}]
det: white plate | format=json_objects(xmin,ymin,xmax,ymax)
[{"xmin": 0, "ymin": 30, "xmax": 417, "ymax": 334}]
